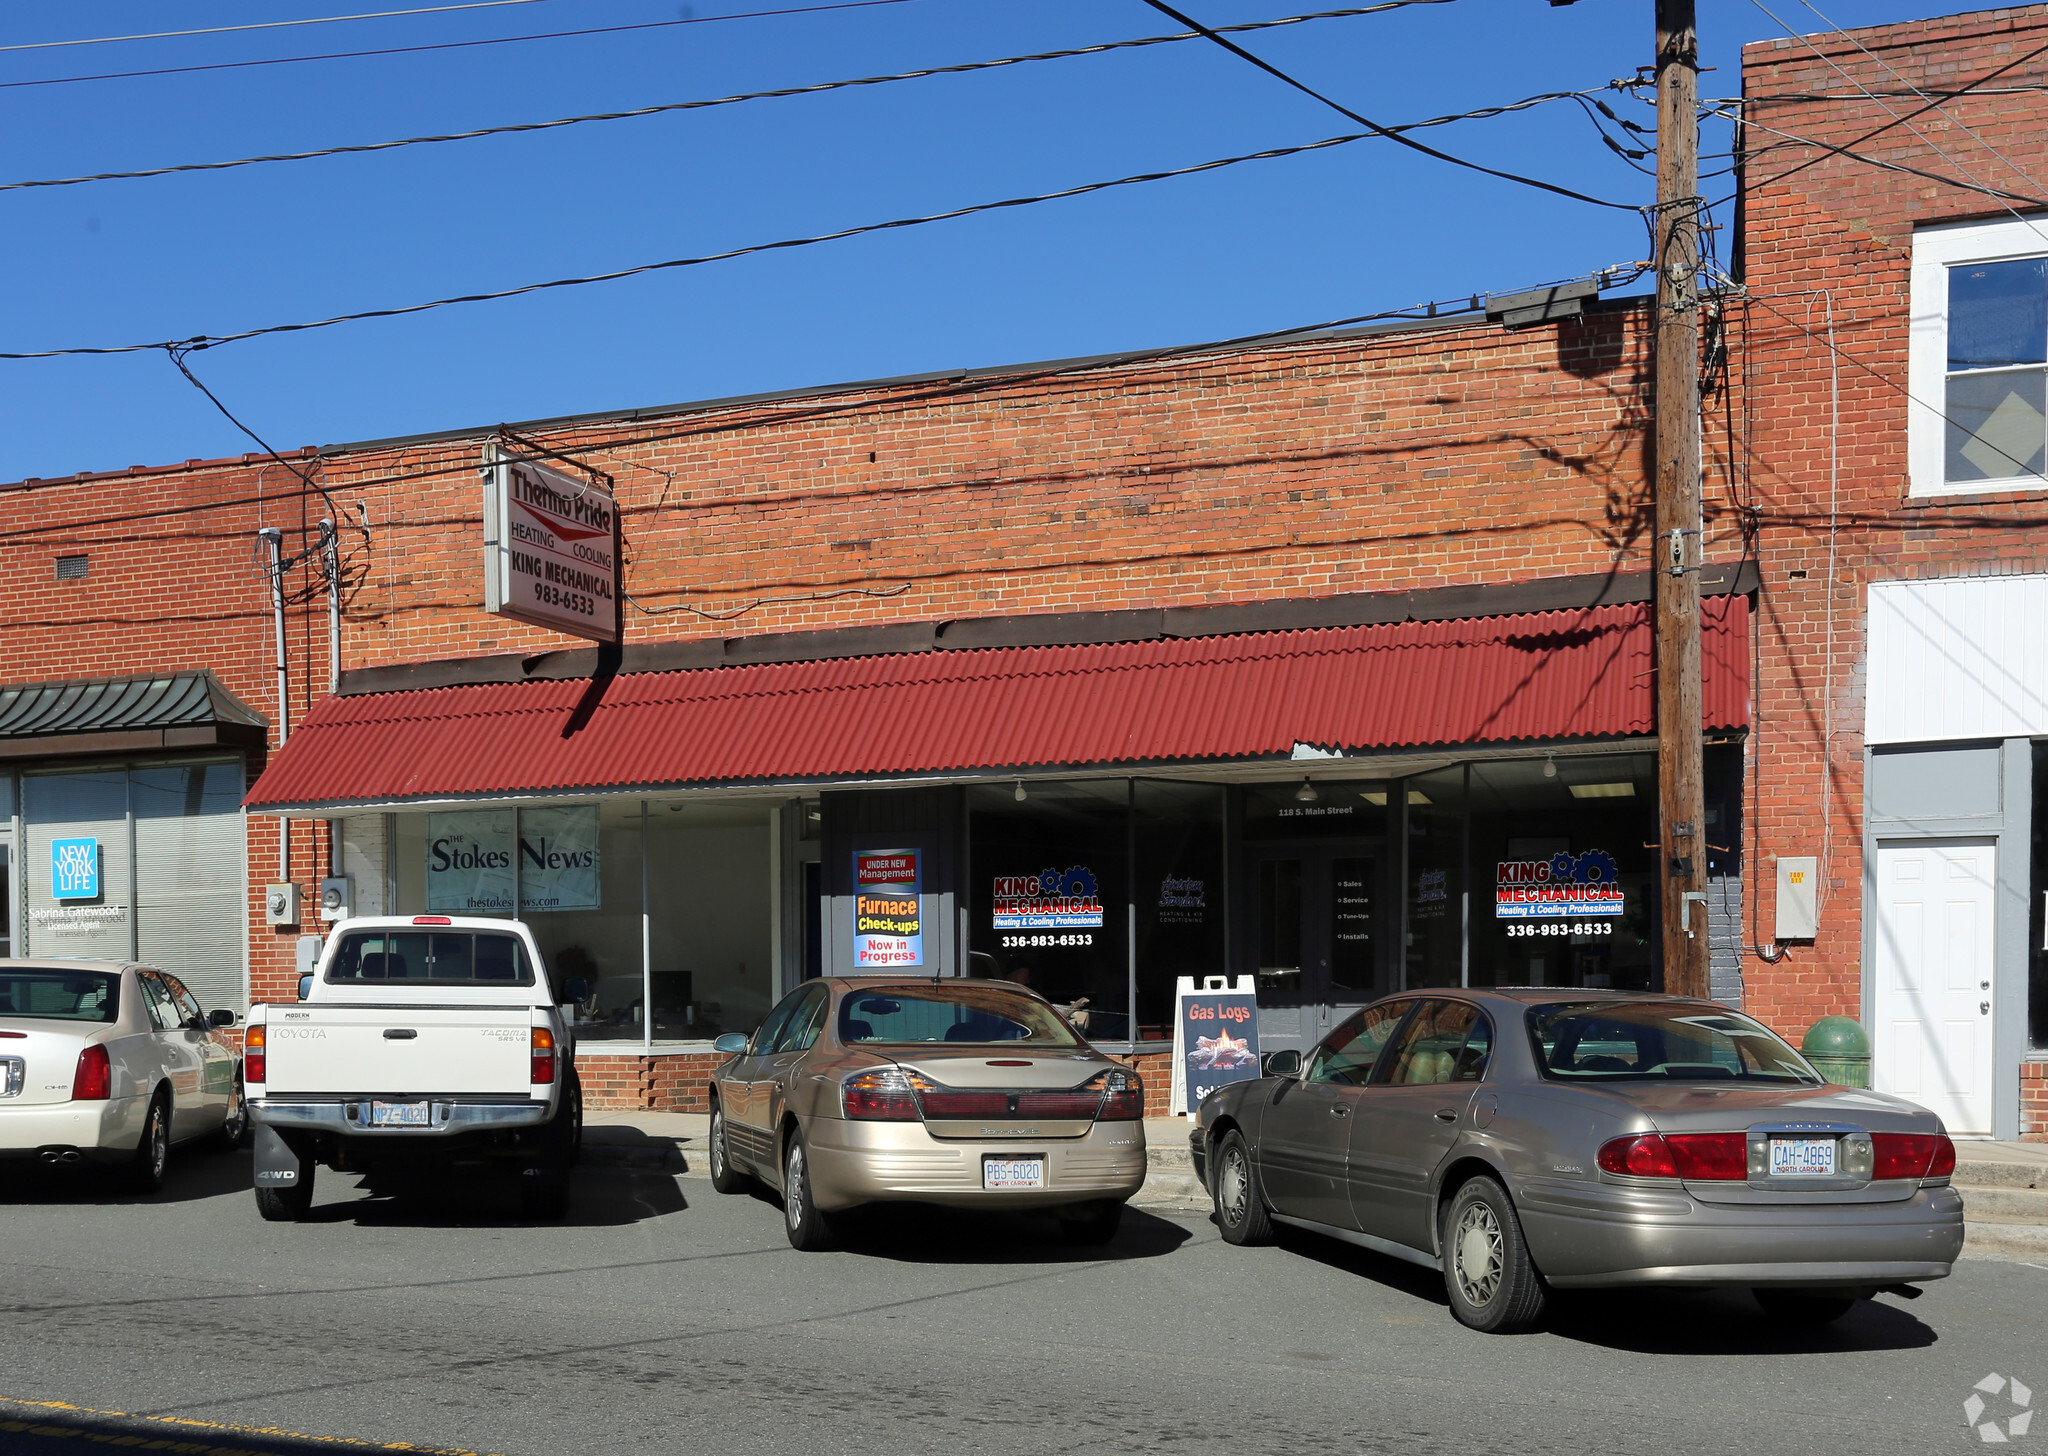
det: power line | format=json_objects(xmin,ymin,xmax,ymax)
[
  {"xmin": 1136, "ymin": 0, "xmax": 1638, "ymax": 211},
  {"xmin": 0, "ymin": 3, "xmax": 1466, "ymax": 195},
  {"xmin": 0, "ymin": 0, "xmax": 924, "ymax": 92},
  {"xmin": 1708, "ymin": 105, "xmax": 2047, "ymax": 209},
  {"xmin": 0, "ymin": 98, "xmax": 1622, "ymax": 361},
  {"xmin": 0, "ymin": 1, "xmax": 561, "ymax": 54}
]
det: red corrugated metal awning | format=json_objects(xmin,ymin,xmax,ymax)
[{"xmin": 244, "ymin": 597, "xmax": 1749, "ymax": 810}]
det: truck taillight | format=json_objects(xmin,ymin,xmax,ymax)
[
  {"xmin": 531, "ymin": 1027, "xmax": 557, "ymax": 1085},
  {"xmin": 1872, "ymin": 1132, "xmax": 1956, "ymax": 1180},
  {"xmin": 842, "ymin": 1068, "xmax": 924, "ymax": 1120},
  {"xmin": 244, "ymin": 1025, "xmax": 266, "ymax": 1085},
  {"xmin": 72, "ymin": 1044, "xmax": 111, "ymax": 1101}
]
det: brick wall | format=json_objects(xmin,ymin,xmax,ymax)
[
  {"xmin": 2023, "ymin": 1060, "xmax": 2048, "ymax": 1142},
  {"xmin": 1738, "ymin": 6, "xmax": 2048, "ymax": 1039},
  {"xmin": 575, "ymin": 1051, "xmax": 724, "ymax": 1112}
]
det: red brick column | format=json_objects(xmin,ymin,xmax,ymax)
[{"xmin": 2022, "ymin": 1061, "xmax": 2048, "ymax": 1143}]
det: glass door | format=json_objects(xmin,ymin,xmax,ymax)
[
  {"xmin": 0, "ymin": 830, "xmax": 12, "ymax": 959},
  {"xmin": 1253, "ymin": 842, "xmax": 1387, "ymax": 1048}
]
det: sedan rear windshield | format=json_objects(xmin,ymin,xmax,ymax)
[
  {"xmin": 1528, "ymin": 1002, "xmax": 1820, "ymax": 1085},
  {"xmin": 0, "ymin": 969, "xmax": 119, "ymax": 1023},
  {"xmin": 327, "ymin": 931, "xmax": 534, "ymax": 986},
  {"xmin": 839, "ymin": 987, "xmax": 1080, "ymax": 1046}
]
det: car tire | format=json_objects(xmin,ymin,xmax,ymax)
[
  {"xmin": 123, "ymin": 1093, "xmax": 171, "ymax": 1195},
  {"xmin": 212, "ymin": 1075, "xmax": 249, "ymax": 1151},
  {"xmin": 708, "ymin": 1101, "xmax": 750, "ymax": 1195},
  {"xmin": 1058, "ymin": 1200, "xmax": 1124, "ymax": 1246},
  {"xmin": 546, "ymin": 1075, "xmax": 584, "ymax": 1169},
  {"xmin": 1441, "ymin": 1174, "xmax": 1548, "ymax": 1334},
  {"xmin": 1212, "ymin": 1130, "xmax": 1275, "ymax": 1246},
  {"xmin": 1753, "ymin": 1289, "xmax": 1858, "ymax": 1326},
  {"xmin": 782, "ymin": 1127, "xmax": 837, "ymax": 1252},
  {"xmin": 254, "ymin": 1163, "xmax": 315, "ymax": 1222}
]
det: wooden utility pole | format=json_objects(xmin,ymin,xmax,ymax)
[{"xmin": 1655, "ymin": 0, "xmax": 1709, "ymax": 999}]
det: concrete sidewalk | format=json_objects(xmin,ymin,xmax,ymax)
[{"xmin": 585, "ymin": 1110, "xmax": 2048, "ymax": 1254}]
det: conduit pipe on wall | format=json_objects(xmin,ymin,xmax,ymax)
[{"xmin": 259, "ymin": 526, "xmax": 289, "ymax": 874}]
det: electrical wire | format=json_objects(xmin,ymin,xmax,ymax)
[
  {"xmin": 1136, "ymin": 0, "xmax": 1638, "ymax": 211},
  {"xmin": 0, "ymin": 0, "xmax": 924, "ymax": 92},
  {"xmin": 0, "ymin": 101, "xmax": 1622, "ymax": 361},
  {"xmin": 1708, "ymin": 105, "xmax": 2048, "ymax": 208},
  {"xmin": 0, "ymin": 1, "xmax": 561, "ymax": 54},
  {"xmin": 0, "ymin": 3, "xmax": 1476, "ymax": 196}
]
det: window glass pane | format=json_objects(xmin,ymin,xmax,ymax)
[
  {"xmin": 1382, "ymin": 1000, "xmax": 1481, "ymax": 1085},
  {"xmin": 430, "ymin": 933, "xmax": 476, "ymax": 980},
  {"xmin": 1133, "ymin": 781, "xmax": 1224, "ymax": 1042},
  {"xmin": 133, "ymin": 762, "xmax": 246, "ymax": 1016},
  {"xmin": 1946, "ymin": 368, "xmax": 2047, "ymax": 483},
  {"xmin": 0, "ymin": 968, "xmax": 118, "ymax": 1022},
  {"xmin": 22, "ymin": 769, "xmax": 130, "ymax": 961},
  {"xmin": 1528, "ymin": 1001, "xmax": 1818, "ymax": 1084},
  {"xmin": 473, "ymin": 935, "xmax": 524, "ymax": 983},
  {"xmin": 139, "ymin": 973, "xmax": 180, "ymax": 1030},
  {"xmin": 2031, "ymin": 741, "xmax": 2047, "ymax": 1051},
  {"xmin": 164, "ymin": 977, "xmax": 204, "ymax": 1025},
  {"xmin": 772, "ymin": 987, "xmax": 827, "ymax": 1053},
  {"xmin": 1307, "ymin": 999, "xmax": 1407, "ymax": 1085},
  {"xmin": 328, "ymin": 932, "xmax": 429, "ymax": 981},
  {"xmin": 1329, "ymin": 855, "xmax": 1378, "ymax": 1001},
  {"xmin": 750, "ymin": 988, "xmax": 806, "ymax": 1054},
  {"xmin": 1467, "ymin": 753, "xmax": 1655, "ymax": 992},
  {"xmin": 1404, "ymin": 767, "xmax": 1465, "ymax": 989},
  {"xmin": 837, "ymin": 985, "xmax": 1081, "ymax": 1046},
  {"xmin": 968, "ymin": 780, "xmax": 1129, "ymax": 1041},
  {"xmin": 646, "ymin": 801, "xmax": 774, "ymax": 1043},
  {"xmin": 1949, "ymin": 257, "xmax": 2047, "ymax": 369},
  {"xmin": 1256, "ymin": 858, "xmax": 1302, "ymax": 994}
]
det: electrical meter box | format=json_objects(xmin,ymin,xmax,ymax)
[
  {"xmin": 319, "ymin": 876, "xmax": 353, "ymax": 922},
  {"xmin": 265, "ymin": 882, "xmax": 301, "ymax": 929},
  {"xmin": 1775, "ymin": 856, "xmax": 1819, "ymax": 940}
]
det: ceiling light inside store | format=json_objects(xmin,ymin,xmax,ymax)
[
  {"xmin": 1568, "ymin": 782, "xmax": 1636, "ymax": 799},
  {"xmin": 1360, "ymin": 791, "xmax": 1387, "ymax": 805},
  {"xmin": 1295, "ymin": 778, "xmax": 1319, "ymax": 803},
  {"xmin": 1407, "ymin": 790, "xmax": 1431, "ymax": 805}
]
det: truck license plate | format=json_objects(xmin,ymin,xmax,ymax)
[
  {"xmin": 983, "ymin": 1156, "xmax": 1045, "ymax": 1190},
  {"xmin": 370, "ymin": 1100, "xmax": 431, "ymax": 1127},
  {"xmin": 1769, "ymin": 1136, "xmax": 1836, "ymax": 1176}
]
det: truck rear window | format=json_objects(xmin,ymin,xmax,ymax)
[{"xmin": 327, "ymin": 931, "xmax": 534, "ymax": 986}]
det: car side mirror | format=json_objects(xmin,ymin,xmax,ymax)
[
  {"xmin": 1264, "ymin": 1049, "xmax": 1302, "ymax": 1078},
  {"xmin": 208, "ymin": 1007, "xmax": 238, "ymax": 1028},
  {"xmin": 561, "ymin": 978, "xmax": 589, "ymax": 1006},
  {"xmin": 297, "ymin": 973, "xmax": 313, "ymax": 1002},
  {"xmin": 713, "ymin": 1032, "xmax": 749, "ymax": 1054}
]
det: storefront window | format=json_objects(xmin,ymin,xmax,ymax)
[
  {"xmin": 390, "ymin": 799, "xmax": 777, "ymax": 1045},
  {"xmin": 1466, "ymin": 753, "xmax": 1655, "ymax": 991},
  {"xmin": 23, "ymin": 768, "xmax": 133, "ymax": 963},
  {"xmin": 132, "ymin": 762, "xmax": 246, "ymax": 1017},
  {"xmin": 1404, "ymin": 765, "xmax": 1466, "ymax": 989},
  {"xmin": 1133, "ymin": 781, "xmax": 1225, "ymax": 1041},
  {"xmin": 968, "ymin": 780, "xmax": 1130, "ymax": 1041},
  {"xmin": 1244, "ymin": 781, "xmax": 1392, "ymax": 1008},
  {"xmin": 2030, "ymin": 741, "xmax": 2046, "ymax": 1050}
]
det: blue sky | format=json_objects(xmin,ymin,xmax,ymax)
[{"xmin": 0, "ymin": 0, "xmax": 1943, "ymax": 480}]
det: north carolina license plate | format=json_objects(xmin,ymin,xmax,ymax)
[
  {"xmin": 370, "ymin": 1100, "xmax": 431, "ymax": 1127},
  {"xmin": 1769, "ymin": 1136, "xmax": 1836, "ymax": 1176},
  {"xmin": 983, "ymin": 1156, "xmax": 1045, "ymax": 1190}
]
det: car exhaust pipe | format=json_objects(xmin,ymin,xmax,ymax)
[{"xmin": 38, "ymin": 1148, "xmax": 83, "ymax": 1165}]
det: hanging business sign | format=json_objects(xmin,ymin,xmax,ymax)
[
  {"xmin": 853, "ymin": 849, "xmax": 923, "ymax": 968},
  {"xmin": 482, "ymin": 446, "xmax": 622, "ymax": 645},
  {"xmin": 1174, "ymin": 975, "xmax": 1261, "ymax": 1115},
  {"xmin": 427, "ymin": 808, "xmax": 600, "ymax": 914},
  {"xmin": 1495, "ymin": 848, "xmax": 1624, "ymax": 919}
]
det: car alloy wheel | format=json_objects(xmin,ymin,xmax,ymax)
[
  {"xmin": 216, "ymin": 1081, "xmax": 248, "ymax": 1150},
  {"xmin": 709, "ymin": 1103, "xmax": 749, "ymax": 1194},
  {"xmin": 1212, "ymin": 1130, "xmax": 1273, "ymax": 1246},
  {"xmin": 126, "ymin": 1097, "xmax": 169, "ymax": 1194},
  {"xmin": 782, "ymin": 1128, "xmax": 836, "ymax": 1251},
  {"xmin": 785, "ymin": 1143, "xmax": 806, "ymax": 1231},
  {"xmin": 1452, "ymin": 1201, "xmax": 1504, "ymax": 1308}
]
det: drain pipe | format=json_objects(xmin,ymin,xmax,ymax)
[
  {"xmin": 259, "ymin": 527, "xmax": 290, "ymax": 875},
  {"xmin": 321, "ymin": 517, "xmax": 341, "ymax": 694}
]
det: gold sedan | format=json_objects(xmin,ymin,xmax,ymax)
[{"xmin": 706, "ymin": 978, "xmax": 1147, "ymax": 1250}]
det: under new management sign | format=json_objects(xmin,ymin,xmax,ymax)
[{"xmin": 482, "ymin": 447, "xmax": 622, "ymax": 645}]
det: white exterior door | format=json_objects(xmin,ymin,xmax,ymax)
[{"xmin": 1872, "ymin": 840, "xmax": 1997, "ymax": 1135}]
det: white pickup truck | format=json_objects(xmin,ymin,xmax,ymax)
[{"xmin": 244, "ymin": 915, "xmax": 582, "ymax": 1221}]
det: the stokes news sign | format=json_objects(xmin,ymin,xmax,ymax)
[{"xmin": 483, "ymin": 449, "xmax": 621, "ymax": 645}]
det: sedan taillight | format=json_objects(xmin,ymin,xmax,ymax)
[
  {"xmin": 843, "ymin": 1068, "xmax": 924, "ymax": 1120},
  {"xmin": 1599, "ymin": 1132, "xmax": 1756, "ymax": 1181},
  {"xmin": 1090, "ymin": 1069, "xmax": 1144, "ymax": 1121},
  {"xmin": 72, "ymin": 1044, "xmax": 111, "ymax": 1101},
  {"xmin": 243, "ymin": 1025, "xmax": 266, "ymax": 1085},
  {"xmin": 1872, "ymin": 1132, "xmax": 1956, "ymax": 1180},
  {"xmin": 531, "ymin": 1027, "xmax": 557, "ymax": 1086}
]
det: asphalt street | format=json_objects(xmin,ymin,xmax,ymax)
[{"xmin": 0, "ymin": 1142, "xmax": 2041, "ymax": 1456}]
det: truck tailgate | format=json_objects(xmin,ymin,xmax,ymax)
[{"xmin": 265, "ymin": 1007, "xmax": 533, "ymax": 1095}]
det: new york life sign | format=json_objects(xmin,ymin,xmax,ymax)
[{"xmin": 482, "ymin": 447, "xmax": 622, "ymax": 645}]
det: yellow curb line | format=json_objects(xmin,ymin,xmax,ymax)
[{"xmin": 0, "ymin": 1397, "xmax": 506, "ymax": 1456}]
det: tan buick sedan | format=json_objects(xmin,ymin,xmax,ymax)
[{"xmin": 706, "ymin": 978, "xmax": 1147, "ymax": 1250}]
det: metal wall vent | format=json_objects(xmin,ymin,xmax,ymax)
[{"xmin": 54, "ymin": 554, "xmax": 89, "ymax": 581}]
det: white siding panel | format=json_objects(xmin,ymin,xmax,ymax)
[{"xmin": 1867, "ymin": 574, "xmax": 2048, "ymax": 743}]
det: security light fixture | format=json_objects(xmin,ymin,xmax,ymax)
[
  {"xmin": 1543, "ymin": 753, "xmax": 1558, "ymax": 779},
  {"xmin": 1014, "ymin": 780, "xmax": 1027, "ymax": 803},
  {"xmin": 1294, "ymin": 778, "xmax": 1319, "ymax": 803}
]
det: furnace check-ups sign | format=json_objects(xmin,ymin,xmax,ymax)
[{"xmin": 483, "ymin": 446, "xmax": 622, "ymax": 645}]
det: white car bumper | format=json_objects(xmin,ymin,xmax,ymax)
[{"xmin": 0, "ymin": 1095, "xmax": 149, "ymax": 1162}]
